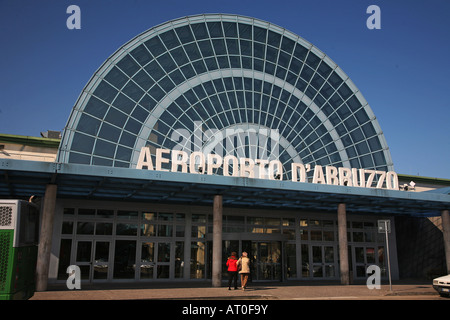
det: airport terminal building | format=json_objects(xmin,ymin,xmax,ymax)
[{"xmin": 1, "ymin": 14, "xmax": 449, "ymax": 290}]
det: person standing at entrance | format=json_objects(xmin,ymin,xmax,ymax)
[
  {"xmin": 237, "ymin": 251, "xmax": 251, "ymax": 290},
  {"xmin": 226, "ymin": 252, "xmax": 238, "ymax": 290}
]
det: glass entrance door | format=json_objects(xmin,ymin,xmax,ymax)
[
  {"xmin": 352, "ymin": 246, "xmax": 385, "ymax": 278},
  {"xmin": 156, "ymin": 242, "xmax": 171, "ymax": 279},
  {"xmin": 93, "ymin": 241, "xmax": 110, "ymax": 280},
  {"xmin": 256, "ymin": 242, "xmax": 282, "ymax": 281},
  {"xmin": 75, "ymin": 240, "xmax": 92, "ymax": 281},
  {"xmin": 75, "ymin": 240, "xmax": 111, "ymax": 281},
  {"xmin": 139, "ymin": 241, "xmax": 173, "ymax": 279},
  {"xmin": 311, "ymin": 245, "xmax": 336, "ymax": 278},
  {"xmin": 241, "ymin": 241, "xmax": 282, "ymax": 281}
]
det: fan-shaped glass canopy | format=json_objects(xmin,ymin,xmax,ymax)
[{"xmin": 58, "ymin": 14, "xmax": 393, "ymax": 180}]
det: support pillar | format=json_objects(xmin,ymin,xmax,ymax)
[
  {"xmin": 442, "ymin": 210, "xmax": 450, "ymax": 274},
  {"xmin": 36, "ymin": 184, "xmax": 57, "ymax": 292},
  {"xmin": 337, "ymin": 203, "xmax": 350, "ymax": 285},
  {"xmin": 212, "ymin": 194, "xmax": 223, "ymax": 287}
]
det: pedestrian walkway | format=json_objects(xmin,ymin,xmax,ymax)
[{"xmin": 30, "ymin": 280, "xmax": 439, "ymax": 300}]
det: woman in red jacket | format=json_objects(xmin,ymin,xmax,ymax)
[{"xmin": 226, "ymin": 252, "xmax": 238, "ymax": 290}]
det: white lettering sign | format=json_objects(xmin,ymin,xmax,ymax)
[{"xmin": 136, "ymin": 147, "xmax": 399, "ymax": 190}]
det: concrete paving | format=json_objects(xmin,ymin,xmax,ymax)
[{"xmin": 30, "ymin": 280, "xmax": 443, "ymax": 300}]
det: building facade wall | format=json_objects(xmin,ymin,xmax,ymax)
[
  {"xmin": 398, "ymin": 175, "xmax": 450, "ymax": 192},
  {"xmin": 395, "ymin": 216, "xmax": 446, "ymax": 279},
  {"xmin": 48, "ymin": 199, "xmax": 399, "ymax": 284},
  {"xmin": 0, "ymin": 142, "xmax": 57, "ymax": 162},
  {"xmin": 0, "ymin": 134, "xmax": 59, "ymax": 163}
]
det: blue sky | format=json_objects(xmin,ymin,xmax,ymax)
[{"xmin": 0, "ymin": 0, "xmax": 449, "ymax": 178}]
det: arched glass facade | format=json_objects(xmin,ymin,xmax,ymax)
[{"xmin": 58, "ymin": 14, "xmax": 393, "ymax": 179}]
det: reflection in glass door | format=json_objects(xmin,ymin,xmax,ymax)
[
  {"xmin": 257, "ymin": 242, "xmax": 281, "ymax": 281},
  {"xmin": 353, "ymin": 246, "xmax": 385, "ymax": 278},
  {"xmin": 139, "ymin": 241, "xmax": 174, "ymax": 279},
  {"xmin": 140, "ymin": 242, "xmax": 155, "ymax": 279},
  {"xmin": 311, "ymin": 245, "xmax": 336, "ymax": 278},
  {"xmin": 191, "ymin": 242, "xmax": 206, "ymax": 279},
  {"xmin": 76, "ymin": 240, "xmax": 111, "ymax": 281},
  {"xmin": 114, "ymin": 240, "xmax": 136, "ymax": 279},
  {"xmin": 243, "ymin": 241, "xmax": 282, "ymax": 281},
  {"xmin": 285, "ymin": 243, "xmax": 297, "ymax": 279},
  {"xmin": 75, "ymin": 241, "xmax": 92, "ymax": 280},
  {"xmin": 93, "ymin": 241, "xmax": 110, "ymax": 280},
  {"xmin": 157, "ymin": 242, "xmax": 171, "ymax": 279}
]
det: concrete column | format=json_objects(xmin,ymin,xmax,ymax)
[
  {"xmin": 36, "ymin": 184, "xmax": 57, "ymax": 292},
  {"xmin": 442, "ymin": 210, "xmax": 450, "ymax": 274},
  {"xmin": 337, "ymin": 203, "xmax": 350, "ymax": 285},
  {"xmin": 212, "ymin": 194, "xmax": 223, "ymax": 287}
]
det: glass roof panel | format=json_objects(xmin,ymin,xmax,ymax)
[{"xmin": 58, "ymin": 14, "xmax": 393, "ymax": 175}]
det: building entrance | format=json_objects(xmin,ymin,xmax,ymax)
[
  {"xmin": 223, "ymin": 240, "xmax": 282, "ymax": 281},
  {"xmin": 251, "ymin": 241, "xmax": 282, "ymax": 281},
  {"xmin": 75, "ymin": 240, "xmax": 111, "ymax": 281},
  {"xmin": 55, "ymin": 203, "xmax": 395, "ymax": 284}
]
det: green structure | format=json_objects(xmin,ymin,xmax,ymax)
[{"xmin": 0, "ymin": 200, "xmax": 39, "ymax": 300}]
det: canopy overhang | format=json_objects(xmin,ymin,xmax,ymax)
[{"xmin": 1, "ymin": 159, "xmax": 448, "ymax": 217}]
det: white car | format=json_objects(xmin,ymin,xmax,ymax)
[{"xmin": 433, "ymin": 274, "xmax": 450, "ymax": 297}]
